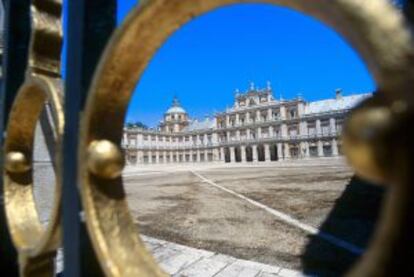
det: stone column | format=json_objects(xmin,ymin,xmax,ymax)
[
  {"xmin": 246, "ymin": 112, "xmax": 250, "ymax": 123},
  {"xmin": 318, "ymin": 140, "xmax": 324, "ymax": 157},
  {"xmin": 226, "ymin": 131, "xmax": 230, "ymax": 142},
  {"xmin": 230, "ymin": 147, "xmax": 235, "ymax": 163},
  {"xmin": 148, "ymin": 150, "xmax": 153, "ymax": 164},
  {"xmin": 330, "ymin": 117, "xmax": 336, "ymax": 135},
  {"xmin": 300, "ymin": 121, "xmax": 308, "ymax": 137},
  {"xmin": 196, "ymin": 134, "xmax": 201, "ymax": 146},
  {"xmin": 305, "ymin": 142, "xmax": 310, "ymax": 158},
  {"xmin": 284, "ymin": 143, "xmax": 290, "ymax": 159},
  {"xmin": 246, "ymin": 129, "xmax": 251, "ymax": 140},
  {"xmin": 256, "ymin": 110, "xmax": 261, "ymax": 122},
  {"xmin": 220, "ymin": 147, "xmax": 225, "ymax": 162},
  {"xmin": 189, "ymin": 150, "xmax": 193, "ymax": 162},
  {"xmin": 269, "ymin": 126, "xmax": 274, "ymax": 137},
  {"xmin": 299, "ymin": 142, "xmax": 306, "ymax": 158},
  {"xmin": 136, "ymin": 151, "xmax": 142, "ymax": 164},
  {"xmin": 257, "ymin": 127, "xmax": 262, "ymax": 139},
  {"xmin": 236, "ymin": 130, "xmax": 241, "ymax": 141},
  {"xmin": 280, "ymin": 105, "xmax": 287, "ymax": 119},
  {"xmin": 137, "ymin": 134, "xmax": 143, "ymax": 146},
  {"xmin": 316, "ymin": 119, "xmax": 322, "ymax": 136},
  {"xmin": 212, "ymin": 133, "xmax": 218, "ymax": 144},
  {"xmin": 252, "ymin": 145, "xmax": 258, "ymax": 162},
  {"xmin": 267, "ymin": 108, "xmax": 272, "ymax": 121},
  {"xmin": 277, "ymin": 143, "xmax": 283, "ymax": 160},
  {"xmin": 197, "ymin": 150, "xmax": 201, "ymax": 162},
  {"xmin": 332, "ymin": 139, "xmax": 339, "ymax": 156},
  {"xmin": 241, "ymin": 145, "xmax": 246, "ymax": 162},
  {"xmin": 163, "ymin": 151, "xmax": 167, "ymax": 163},
  {"xmin": 204, "ymin": 149, "xmax": 209, "ymax": 162},
  {"xmin": 169, "ymin": 151, "xmax": 173, "ymax": 163},
  {"xmin": 236, "ymin": 113, "xmax": 240, "ymax": 126},
  {"xmin": 213, "ymin": 148, "xmax": 219, "ymax": 162},
  {"xmin": 122, "ymin": 133, "xmax": 128, "ymax": 147},
  {"xmin": 281, "ymin": 124, "xmax": 288, "ymax": 138},
  {"xmin": 226, "ymin": 115, "xmax": 230, "ymax": 127},
  {"xmin": 155, "ymin": 151, "xmax": 159, "ymax": 164},
  {"xmin": 264, "ymin": 144, "xmax": 271, "ymax": 161}
]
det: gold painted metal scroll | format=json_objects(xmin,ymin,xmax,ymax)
[
  {"xmin": 78, "ymin": 0, "xmax": 413, "ymax": 276},
  {"xmin": 2, "ymin": 0, "xmax": 63, "ymax": 276}
]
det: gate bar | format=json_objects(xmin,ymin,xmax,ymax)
[
  {"xmin": 0, "ymin": 0, "xmax": 30, "ymax": 275},
  {"xmin": 62, "ymin": 0, "xmax": 117, "ymax": 276}
]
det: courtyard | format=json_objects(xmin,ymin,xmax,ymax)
[{"xmin": 123, "ymin": 157, "xmax": 385, "ymax": 276}]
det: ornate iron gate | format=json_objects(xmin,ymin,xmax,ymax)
[{"xmin": 0, "ymin": 0, "xmax": 413, "ymax": 276}]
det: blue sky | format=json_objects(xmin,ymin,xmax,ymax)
[{"xmin": 118, "ymin": 2, "xmax": 375, "ymax": 127}]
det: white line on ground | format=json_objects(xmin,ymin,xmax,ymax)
[
  {"xmin": 190, "ymin": 170, "xmax": 364, "ymax": 256},
  {"xmin": 123, "ymin": 171, "xmax": 167, "ymax": 178}
]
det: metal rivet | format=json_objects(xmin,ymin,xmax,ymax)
[
  {"xmin": 5, "ymin": 151, "xmax": 31, "ymax": 173},
  {"xmin": 87, "ymin": 140, "xmax": 124, "ymax": 179}
]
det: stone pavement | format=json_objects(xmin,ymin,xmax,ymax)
[
  {"xmin": 56, "ymin": 232, "xmax": 306, "ymax": 277},
  {"xmin": 55, "ymin": 235, "xmax": 307, "ymax": 276},
  {"xmin": 141, "ymin": 235, "xmax": 306, "ymax": 277}
]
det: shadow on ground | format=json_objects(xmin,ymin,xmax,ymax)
[{"xmin": 301, "ymin": 176, "xmax": 385, "ymax": 276}]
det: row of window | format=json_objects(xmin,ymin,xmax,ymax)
[
  {"xmin": 127, "ymin": 134, "xmax": 214, "ymax": 143},
  {"xmin": 218, "ymin": 125, "xmax": 342, "ymax": 142},
  {"xmin": 165, "ymin": 114, "xmax": 186, "ymax": 121},
  {"xmin": 217, "ymin": 109, "xmax": 300, "ymax": 128}
]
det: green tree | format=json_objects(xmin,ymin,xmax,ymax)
[{"xmin": 125, "ymin": 121, "xmax": 148, "ymax": 129}]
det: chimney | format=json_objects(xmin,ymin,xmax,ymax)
[{"xmin": 335, "ymin": 88, "xmax": 343, "ymax": 99}]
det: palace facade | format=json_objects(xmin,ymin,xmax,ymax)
[{"xmin": 122, "ymin": 83, "xmax": 371, "ymax": 165}]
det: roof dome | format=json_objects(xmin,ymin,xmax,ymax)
[
  {"xmin": 166, "ymin": 106, "xmax": 186, "ymax": 114},
  {"xmin": 166, "ymin": 96, "xmax": 187, "ymax": 114}
]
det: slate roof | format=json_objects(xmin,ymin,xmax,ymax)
[
  {"xmin": 304, "ymin": 93, "xmax": 371, "ymax": 115},
  {"xmin": 166, "ymin": 106, "xmax": 186, "ymax": 114},
  {"xmin": 183, "ymin": 118, "xmax": 216, "ymax": 131}
]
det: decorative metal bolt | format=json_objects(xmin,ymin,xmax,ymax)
[
  {"xmin": 5, "ymin": 151, "xmax": 31, "ymax": 173},
  {"xmin": 87, "ymin": 140, "xmax": 124, "ymax": 179}
]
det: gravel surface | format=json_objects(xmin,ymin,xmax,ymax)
[
  {"xmin": 124, "ymin": 158, "xmax": 385, "ymax": 276},
  {"xmin": 32, "ymin": 153, "xmax": 384, "ymax": 276}
]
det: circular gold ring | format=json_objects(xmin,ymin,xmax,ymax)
[
  {"xmin": 79, "ymin": 0, "xmax": 413, "ymax": 276},
  {"xmin": 3, "ymin": 76, "xmax": 63, "ymax": 274}
]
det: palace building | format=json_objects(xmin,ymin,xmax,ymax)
[{"xmin": 122, "ymin": 83, "xmax": 371, "ymax": 165}]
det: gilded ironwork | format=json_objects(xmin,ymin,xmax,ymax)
[
  {"xmin": 5, "ymin": 151, "xmax": 32, "ymax": 173},
  {"xmin": 87, "ymin": 140, "xmax": 125, "ymax": 179},
  {"xmin": 78, "ymin": 0, "xmax": 413, "ymax": 276},
  {"xmin": 2, "ymin": 0, "xmax": 63, "ymax": 276}
]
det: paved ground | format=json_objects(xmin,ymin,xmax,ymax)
[
  {"xmin": 124, "ymin": 158, "xmax": 384, "ymax": 276},
  {"xmin": 141, "ymin": 235, "xmax": 303, "ymax": 277},
  {"xmin": 32, "ymin": 152, "xmax": 384, "ymax": 276},
  {"xmin": 53, "ymin": 234, "xmax": 303, "ymax": 276}
]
